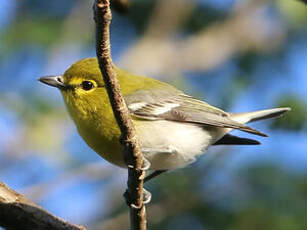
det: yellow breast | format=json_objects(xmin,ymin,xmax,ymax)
[{"xmin": 61, "ymin": 88, "xmax": 125, "ymax": 167}]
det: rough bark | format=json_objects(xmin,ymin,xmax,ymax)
[
  {"xmin": 93, "ymin": 1, "xmax": 147, "ymax": 230},
  {"xmin": 0, "ymin": 182, "xmax": 85, "ymax": 230}
]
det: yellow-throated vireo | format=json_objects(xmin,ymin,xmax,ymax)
[{"xmin": 39, "ymin": 58, "xmax": 290, "ymax": 173}]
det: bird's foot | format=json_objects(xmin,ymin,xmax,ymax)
[
  {"xmin": 123, "ymin": 188, "xmax": 151, "ymax": 208},
  {"xmin": 141, "ymin": 157, "xmax": 151, "ymax": 171},
  {"xmin": 127, "ymin": 156, "xmax": 151, "ymax": 171},
  {"xmin": 142, "ymin": 188, "xmax": 152, "ymax": 204}
]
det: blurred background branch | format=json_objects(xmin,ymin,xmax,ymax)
[{"xmin": 119, "ymin": 0, "xmax": 285, "ymax": 77}]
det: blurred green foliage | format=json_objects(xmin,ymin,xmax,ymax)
[
  {"xmin": 2, "ymin": 19, "xmax": 63, "ymax": 49},
  {"xmin": 273, "ymin": 95, "xmax": 307, "ymax": 130},
  {"xmin": 184, "ymin": 6, "xmax": 226, "ymax": 34},
  {"xmin": 127, "ymin": 0, "xmax": 158, "ymax": 33}
]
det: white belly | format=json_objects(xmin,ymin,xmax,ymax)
[{"xmin": 136, "ymin": 120, "xmax": 227, "ymax": 170}]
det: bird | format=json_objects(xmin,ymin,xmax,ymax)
[{"xmin": 39, "ymin": 57, "xmax": 290, "ymax": 182}]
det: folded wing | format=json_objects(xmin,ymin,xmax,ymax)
[{"xmin": 125, "ymin": 90, "xmax": 267, "ymax": 137}]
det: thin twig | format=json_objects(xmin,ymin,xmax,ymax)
[
  {"xmin": 0, "ymin": 182, "xmax": 86, "ymax": 230},
  {"xmin": 93, "ymin": 1, "xmax": 147, "ymax": 230}
]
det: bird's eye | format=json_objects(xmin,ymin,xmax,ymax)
[{"xmin": 81, "ymin": 81, "xmax": 94, "ymax": 91}]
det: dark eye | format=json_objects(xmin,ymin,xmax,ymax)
[{"xmin": 81, "ymin": 81, "xmax": 94, "ymax": 91}]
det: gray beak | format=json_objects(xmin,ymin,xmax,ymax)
[{"xmin": 38, "ymin": 75, "xmax": 66, "ymax": 89}]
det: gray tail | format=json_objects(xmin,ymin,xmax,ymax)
[
  {"xmin": 231, "ymin": 107, "xmax": 291, "ymax": 124},
  {"xmin": 214, "ymin": 107, "xmax": 291, "ymax": 144}
]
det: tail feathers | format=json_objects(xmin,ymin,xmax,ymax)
[
  {"xmin": 237, "ymin": 125, "xmax": 267, "ymax": 137},
  {"xmin": 213, "ymin": 134, "xmax": 260, "ymax": 145},
  {"xmin": 231, "ymin": 107, "xmax": 291, "ymax": 124}
]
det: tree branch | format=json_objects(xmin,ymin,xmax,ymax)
[
  {"xmin": 0, "ymin": 182, "xmax": 85, "ymax": 230},
  {"xmin": 93, "ymin": 1, "xmax": 147, "ymax": 230}
]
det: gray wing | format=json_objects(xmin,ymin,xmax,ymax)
[{"xmin": 125, "ymin": 89, "xmax": 267, "ymax": 137}]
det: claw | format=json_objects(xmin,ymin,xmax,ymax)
[
  {"xmin": 124, "ymin": 155, "xmax": 150, "ymax": 170},
  {"xmin": 142, "ymin": 188, "xmax": 152, "ymax": 204},
  {"xmin": 141, "ymin": 157, "xmax": 151, "ymax": 171},
  {"xmin": 123, "ymin": 188, "xmax": 152, "ymax": 208}
]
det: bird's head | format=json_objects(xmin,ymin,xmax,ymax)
[{"xmin": 39, "ymin": 58, "xmax": 110, "ymax": 121}]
